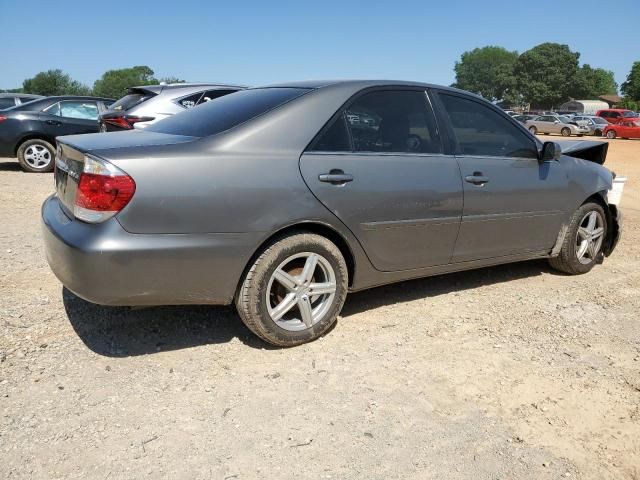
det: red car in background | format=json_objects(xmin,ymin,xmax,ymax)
[
  {"xmin": 596, "ymin": 109, "xmax": 637, "ymax": 124},
  {"xmin": 603, "ymin": 119, "xmax": 640, "ymax": 139}
]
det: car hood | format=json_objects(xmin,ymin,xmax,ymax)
[
  {"xmin": 558, "ymin": 140, "xmax": 608, "ymax": 165},
  {"xmin": 56, "ymin": 130, "xmax": 197, "ymax": 152}
]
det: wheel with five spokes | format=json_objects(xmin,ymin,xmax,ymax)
[
  {"xmin": 549, "ymin": 202, "xmax": 607, "ymax": 275},
  {"xmin": 236, "ymin": 233, "xmax": 348, "ymax": 346},
  {"xmin": 17, "ymin": 138, "xmax": 55, "ymax": 173}
]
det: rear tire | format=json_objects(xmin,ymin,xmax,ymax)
[
  {"xmin": 606, "ymin": 130, "xmax": 616, "ymax": 139},
  {"xmin": 528, "ymin": 126, "xmax": 538, "ymax": 134},
  {"xmin": 561, "ymin": 127, "xmax": 571, "ymax": 137},
  {"xmin": 17, "ymin": 139, "xmax": 55, "ymax": 173},
  {"xmin": 236, "ymin": 233, "xmax": 348, "ymax": 347},
  {"xmin": 594, "ymin": 129, "xmax": 602, "ymax": 136},
  {"xmin": 549, "ymin": 202, "xmax": 607, "ymax": 275}
]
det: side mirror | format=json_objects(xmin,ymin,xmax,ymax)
[
  {"xmin": 540, "ymin": 141, "xmax": 562, "ymax": 163},
  {"xmin": 554, "ymin": 120, "xmax": 560, "ymax": 124}
]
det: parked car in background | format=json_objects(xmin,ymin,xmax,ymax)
[
  {"xmin": 99, "ymin": 83, "xmax": 244, "ymax": 131},
  {"xmin": 0, "ymin": 93, "xmax": 44, "ymax": 110},
  {"xmin": 525, "ymin": 114, "xmax": 590, "ymax": 136},
  {"xmin": 513, "ymin": 114, "xmax": 537, "ymax": 124},
  {"xmin": 572, "ymin": 115, "xmax": 610, "ymax": 136},
  {"xmin": 43, "ymin": 80, "xmax": 622, "ymax": 347},
  {"xmin": 0, "ymin": 96, "xmax": 114, "ymax": 172},
  {"xmin": 596, "ymin": 109, "xmax": 637, "ymax": 124},
  {"xmin": 603, "ymin": 119, "xmax": 640, "ymax": 139}
]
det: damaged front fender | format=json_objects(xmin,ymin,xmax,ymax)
[{"xmin": 559, "ymin": 140, "xmax": 609, "ymax": 165}]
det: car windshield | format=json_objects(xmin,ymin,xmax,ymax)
[
  {"xmin": 147, "ymin": 87, "xmax": 311, "ymax": 137},
  {"xmin": 622, "ymin": 111, "xmax": 638, "ymax": 118},
  {"xmin": 592, "ymin": 117, "xmax": 608, "ymax": 124},
  {"xmin": 558, "ymin": 116, "xmax": 572, "ymax": 124}
]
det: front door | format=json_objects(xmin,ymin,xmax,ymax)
[
  {"xmin": 300, "ymin": 89, "xmax": 463, "ymax": 272},
  {"xmin": 436, "ymin": 92, "xmax": 568, "ymax": 262}
]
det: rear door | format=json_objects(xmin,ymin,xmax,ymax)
[
  {"xmin": 435, "ymin": 91, "xmax": 568, "ymax": 262},
  {"xmin": 299, "ymin": 88, "xmax": 463, "ymax": 272},
  {"xmin": 41, "ymin": 100, "xmax": 100, "ymax": 137}
]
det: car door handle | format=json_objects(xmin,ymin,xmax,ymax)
[
  {"xmin": 464, "ymin": 173, "xmax": 489, "ymax": 185},
  {"xmin": 318, "ymin": 170, "xmax": 354, "ymax": 185},
  {"xmin": 46, "ymin": 120, "xmax": 62, "ymax": 126}
]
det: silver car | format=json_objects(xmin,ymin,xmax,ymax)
[
  {"xmin": 43, "ymin": 80, "xmax": 622, "ymax": 347},
  {"xmin": 99, "ymin": 83, "xmax": 244, "ymax": 131},
  {"xmin": 526, "ymin": 114, "xmax": 590, "ymax": 136},
  {"xmin": 572, "ymin": 115, "xmax": 610, "ymax": 136}
]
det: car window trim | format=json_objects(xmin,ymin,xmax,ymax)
[
  {"xmin": 306, "ymin": 86, "xmax": 446, "ymax": 155},
  {"xmin": 433, "ymin": 89, "xmax": 541, "ymax": 159}
]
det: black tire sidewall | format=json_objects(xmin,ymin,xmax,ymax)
[
  {"xmin": 17, "ymin": 139, "xmax": 55, "ymax": 173},
  {"xmin": 239, "ymin": 234, "xmax": 348, "ymax": 346},
  {"xmin": 529, "ymin": 126, "xmax": 537, "ymax": 134},
  {"xmin": 561, "ymin": 128, "xmax": 571, "ymax": 137},
  {"xmin": 561, "ymin": 203, "xmax": 607, "ymax": 274}
]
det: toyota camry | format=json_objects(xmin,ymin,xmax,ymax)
[{"xmin": 42, "ymin": 81, "xmax": 623, "ymax": 346}]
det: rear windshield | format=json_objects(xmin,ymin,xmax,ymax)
[
  {"xmin": 147, "ymin": 87, "xmax": 310, "ymax": 137},
  {"xmin": 110, "ymin": 90, "xmax": 156, "ymax": 111}
]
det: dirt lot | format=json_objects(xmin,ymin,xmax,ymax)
[{"xmin": 1, "ymin": 138, "xmax": 639, "ymax": 480}]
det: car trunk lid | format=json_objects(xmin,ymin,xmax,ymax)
[{"xmin": 54, "ymin": 130, "xmax": 196, "ymax": 218}]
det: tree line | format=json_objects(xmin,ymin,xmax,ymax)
[
  {"xmin": 453, "ymin": 43, "xmax": 640, "ymax": 110},
  {"xmin": 1, "ymin": 66, "xmax": 184, "ymax": 100}
]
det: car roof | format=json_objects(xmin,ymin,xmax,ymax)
[
  {"xmin": 44, "ymin": 95, "xmax": 115, "ymax": 101},
  {"xmin": 0, "ymin": 92, "xmax": 43, "ymax": 98}
]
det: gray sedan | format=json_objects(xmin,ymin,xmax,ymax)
[
  {"xmin": 43, "ymin": 80, "xmax": 622, "ymax": 346},
  {"xmin": 526, "ymin": 115, "xmax": 590, "ymax": 136},
  {"xmin": 572, "ymin": 115, "xmax": 610, "ymax": 136}
]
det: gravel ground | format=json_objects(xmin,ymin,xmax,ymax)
[{"xmin": 1, "ymin": 138, "xmax": 639, "ymax": 479}]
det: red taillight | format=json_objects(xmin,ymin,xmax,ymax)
[
  {"xmin": 104, "ymin": 116, "xmax": 133, "ymax": 130},
  {"xmin": 74, "ymin": 155, "xmax": 135, "ymax": 223},
  {"xmin": 103, "ymin": 115, "xmax": 154, "ymax": 130},
  {"xmin": 0, "ymin": 115, "xmax": 7, "ymax": 123}
]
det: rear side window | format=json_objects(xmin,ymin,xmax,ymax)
[
  {"xmin": 610, "ymin": 112, "xmax": 620, "ymax": 118},
  {"xmin": 43, "ymin": 102, "xmax": 61, "ymax": 116},
  {"xmin": 0, "ymin": 98, "xmax": 15, "ymax": 109},
  {"xmin": 439, "ymin": 93, "xmax": 537, "ymax": 159},
  {"xmin": 148, "ymin": 87, "xmax": 310, "ymax": 137},
  {"xmin": 177, "ymin": 92, "xmax": 204, "ymax": 109},
  {"xmin": 198, "ymin": 89, "xmax": 237, "ymax": 104},
  {"xmin": 110, "ymin": 90, "xmax": 156, "ymax": 111},
  {"xmin": 310, "ymin": 90, "xmax": 441, "ymax": 154}
]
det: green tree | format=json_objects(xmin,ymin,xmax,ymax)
[
  {"xmin": 92, "ymin": 66, "xmax": 159, "ymax": 99},
  {"xmin": 621, "ymin": 61, "xmax": 640, "ymax": 101},
  {"xmin": 453, "ymin": 46, "xmax": 519, "ymax": 102},
  {"xmin": 159, "ymin": 76, "xmax": 186, "ymax": 84},
  {"xmin": 515, "ymin": 43, "xmax": 580, "ymax": 108},
  {"xmin": 571, "ymin": 65, "xmax": 618, "ymax": 98},
  {"xmin": 22, "ymin": 69, "xmax": 91, "ymax": 96}
]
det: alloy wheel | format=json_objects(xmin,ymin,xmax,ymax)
[
  {"xmin": 266, "ymin": 252, "xmax": 337, "ymax": 331},
  {"xmin": 575, "ymin": 211, "xmax": 605, "ymax": 265},
  {"xmin": 24, "ymin": 143, "xmax": 52, "ymax": 170}
]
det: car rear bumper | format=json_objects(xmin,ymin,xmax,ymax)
[{"xmin": 41, "ymin": 195, "xmax": 261, "ymax": 306}]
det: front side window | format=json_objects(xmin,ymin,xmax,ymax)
[
  {"xmin": 439, "ymin": 93, "xmax": 537, "ymax": 159},
  {"xmin": 610, "ymin": 112, "xmax": 620, "ymax": 118},
  {"xmin": 59, "ymin": 101, "xmax": 99, "ymax": 120}
]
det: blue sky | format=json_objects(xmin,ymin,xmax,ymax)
[{"xmin": 1, "ymin": 0, "xmax": 638, "ymax": 91}]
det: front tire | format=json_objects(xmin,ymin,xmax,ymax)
[
  {"xmin": 561, "ymin": 127, "xmax": 571, "ymax": 137},
  {"xmin": 549, "ymin": 202, "xmax": 607, "ymax": 275},
  {"xmin": 17, "ymin": 139, "xmax": 55, "ymax": 173},
  {"xmin": 236, "ymin": 233, "xmax": 348, "ymax": 347},
  {"xmin": 528, "ymin": 126, "xmax": 538, "ymax": 134},
  {"xmin": 606, "ymin": 130, "xmax": 616, "ymax": 139}
]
